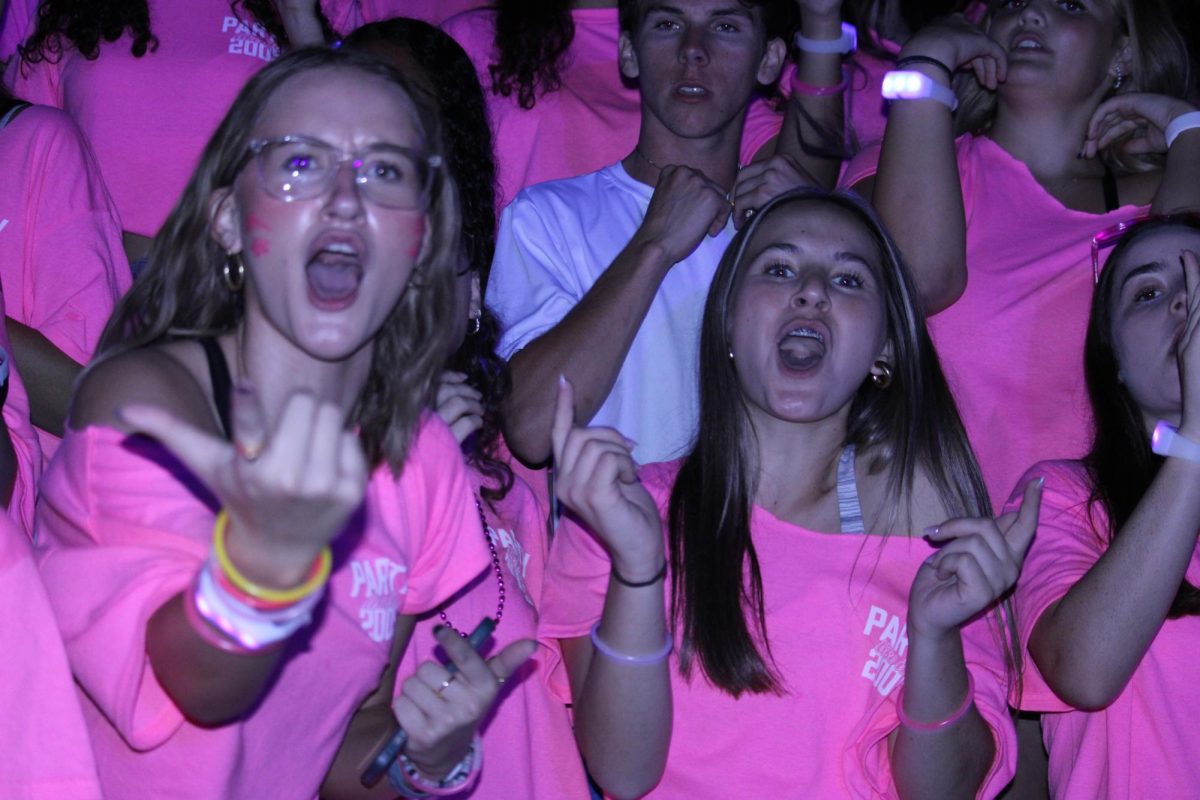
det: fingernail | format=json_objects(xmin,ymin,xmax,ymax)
[
  {"xmin": 557, "ymin": 373, "xmax": 567, "ymax": 388},
  {"xmin": 1036, "ymin": 476, "xmax": 1046, "ymax": 489},
  {"xmin": 922, "ymin": 525, "xmax": 940, "ymax": 538}
]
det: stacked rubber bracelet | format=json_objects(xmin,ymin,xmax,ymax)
[
  {"xmin": 792, "ymin": 66, "xmax": 850, "ymax": 97},
  {"xmin": 894, "ymin": 54, "xmax": 955, "ymax": 82},
  {"xmin": 212, "ymin": 510, "xmax": 332, "ymax": 608},
  {"xmin": 896, "ymin": 672, "xmax": 976, "ymax": 732}
]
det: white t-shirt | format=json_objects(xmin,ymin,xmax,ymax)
[{"xmin": 489, "ymin": 162, "xmax": 734, "ymax": 463}]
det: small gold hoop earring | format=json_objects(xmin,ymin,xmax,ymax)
[
  {"xmin": 871, "ymin": 361, "xmax": 893, "ymax": 389},
  {"xmin": 469, "ymin": 314, "xmax": 481, "ymax": 336},
  {"xmin": 223, "ymin": 251, "xmax": 245, "ymax": 293}
]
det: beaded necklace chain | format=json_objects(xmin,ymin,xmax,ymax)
[{"xmin": 439, "ymin": 495, "xmax": 506, "ymax": 636}]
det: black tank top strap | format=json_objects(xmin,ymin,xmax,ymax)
[
  {"xmin": 1101, "ymin": 164, "xmax": 1120, "ymax": 213},
  {"xmin": 198, "ymin": 338, "xmax": 234, "ymax": 442}
]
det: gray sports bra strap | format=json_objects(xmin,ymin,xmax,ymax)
[{"xmin": 837, "ymin": 444, "xmax": 865, "ymax": 534}]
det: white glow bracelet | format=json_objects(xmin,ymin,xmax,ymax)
[
  {"xmin": 881, "ymin": 70, "xmax": 958, "ymax": 111},
  {"xmin": 1151, "ymin": 421, "xmax": 1200, "ymax": 464},
  {"xmin": 1165, "ymin": 111, "xmax": 1200, "ymax": 150},
  {"xmin": 794, "ymin": 22, "xmax": 857, "ymax": 55}
]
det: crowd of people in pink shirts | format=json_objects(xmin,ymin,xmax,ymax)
[{"xmin": 0, "ymin": 0, "xmax": 1198, "ymax": 798}]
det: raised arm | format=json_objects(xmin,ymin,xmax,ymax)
[
  {"xmin": 774, "ymin": 0, "xmax": 848, "ymax": 189},
  {"xmin": 894, "ymin": 478, "xmax": 1042, "ymax": 798},
  {"xmin": 551, "ymin": 379, "xmax": 672, "ymax": 800},
  {"xmin": 857, "ymin": 17, "xmax": 1006, "ymax": 313},
  {"xmin": 1029, "ymin": 250, "xmax": 1200, "ymax": 710},
  {"xmin": 499, "ymin": 168, "xmax": 731, "ymax": 465}
]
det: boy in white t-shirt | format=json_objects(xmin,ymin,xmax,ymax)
[{"xmin": 488, "ymin": 0, "xmax": 801, "ymax": 465}]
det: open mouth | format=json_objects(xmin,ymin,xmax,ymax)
[
  {"xmin": 1010, "ymin": 33, "xmax": 1048, "ymax": 53},
  {"xmin": 675, "ymin": 82, "xmax": 709, "ymax": 99},
  {"xmin": 306, "ymin": 236, "xmax": 364, "ymax": 310},
  {"xmin": 778, "ymin": 326, "xmax": 826, "ymax": 371}
]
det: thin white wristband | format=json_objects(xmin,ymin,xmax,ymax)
[
  {"xmin": 1151, "ymin": 421, "xmax": 1200, "ymax": 464},
  {"xmin": 881, "ymin": 70, "xmax": 958, "ymax": 111},
  {"xmin": 1165, "ymin": 111, "xmax": 1200, "ymax": 150},
  {"xmin": 794, "ymin": 22, "xmax": 857, "ymax": 55}
]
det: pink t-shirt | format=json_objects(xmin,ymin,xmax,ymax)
[
  {"xmin": 3, "ymin": 0, "xmax": 350, "ymax": 238},
  {"xmin": 0, "ymin": 0, "xmax": 37, "ymax": 61},
  {"xmin": 397, "ymin": 468, "xmax": 589, "ymax": 798},
  {"xmin": 34, "ymin": 417, "xmax": 489, "ymax": 800},
  {"xmin": 0, "ymin": 291, "xmax": 42, "ymax": 538},
  {"xmin": 442, "ymin": 8, "xmax": 784, "ymax": 214},
  {"xmin": 0, "ymin": 105, "xmax": 130, "ymax": 364},
  {"xmin": 356, "ymin": 0, "xmax": 486, "ymax": 26},
  {"xmin": 843, "ymin": 134, "xmax": 1149, "ymax": 508},
  {"xmin": 540, "ymin": 460, "xmax": 1017, "ymax": 799},
  {"xmin": 0, "ymin": 512, "xmax": 102, "ymax": 799},
  {"xmin": 1007, "ymin": 460, "xmax": 1200, "ymax": 799}
]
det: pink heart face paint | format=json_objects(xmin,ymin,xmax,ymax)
[
  {"xmin": 250, "ymin": 238, "xmax": 271, "ymax": 257},
  {"xmin": 405, "ymin": 214, "xmax": 425, "ymax": 259}
]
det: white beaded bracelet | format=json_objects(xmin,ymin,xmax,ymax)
[
  {"xmin": 1165, "ymin": 110, "xmax": 1200, "ymax": 150},
  {"xmin": 794, "ymin": 22, "xmax": 857, "ymax": 55}
]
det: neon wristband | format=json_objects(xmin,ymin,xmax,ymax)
[
  {"xmin": 896, "ymin": 672, "xmax": 975, "ymax": 732},
  {"xmin": 1165, "ymin": 111, "xmax": 1200, "ymax": 149},
  {"xmin": 590, "ymin": 622, "xmax": 673, "ymax": 664},
  {"xmin": 392, "ymin": 736, "xmax": 481, "ymax": 797},
  {"xmin": 212, "ymin": 510, "xmax": 332, "ymax": 605},
  {"xmin": 1151, "ymin": 421, "xmax": 1200, "ymax": 464},
  {"xmin": 882, "ymin": 70, "xmax": 958, "ymax": 111},
  {"xmin": 182, "ymin": 580, "xmax": 258, "ymax": 655},
  {"xmin": 791, "ymin": 67, "xmax": 849, "ymax": 96},
  {"xmin": 794, "ymin": 22, "xmax": 857, "ymax": 55}
]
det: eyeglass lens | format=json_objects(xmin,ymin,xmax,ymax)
[{"xmin": 256, "ymin": 139, "xmax": 428, "ymax": 209}]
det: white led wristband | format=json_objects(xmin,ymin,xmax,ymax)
[
  {"xmin": 794, "ymin": 22, "xmax": 857, "ymax": 55},
  {"xmin": 1151, "ymin": 421, "xmax": 1200, "ymax": 464},
  {"xmin": 1165, "ymin": 111, "xmax": 1200, "ymax": 150},
  {"xmin": 881, "ymin": 70, "xmax": 958, "ymax": 111}
]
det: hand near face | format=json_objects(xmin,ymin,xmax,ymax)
[
  {"xmin": 118, "ymin": 387, "xmax": 367, "ymax": 583},
  {"xmin": 1176, "ymin": 251, "xmax": 1200, "ymax": 439},
  {"xmin": 435, "ymin": 370, "xmax": 485, "ymax": 445},
  {"xmin": 732, "ymin": 155, "xmax": 820, "ymax": 230},
  {"xmin": 634, "ymin": 165, "xmax": 732, "ymax": 267},
  {"xmin": 1082, "ymin": 95, "xmax": 1200, "ymax": 159},
  {"xmin": 902, "ymin": 14, "xmax": 1008, "ymax": 90},
  {"xmin": 907, "ymin": 477, "xmax": 1043, "ymax": 640},
  {"xmin": 550, "ymin": 377, "xmax": 664, "ymax": 579}
]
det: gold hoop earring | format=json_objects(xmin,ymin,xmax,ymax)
[
  {"xmin": 469, "ymin": 313, "xmax": 481, "ymax": 336},
  {"xmin": 871, "ymin": 361, "xmax": 893, "ymax": 389},
  {"xmin": 223, "ymin": 251, "xmax": 245, "ymax": 293}
]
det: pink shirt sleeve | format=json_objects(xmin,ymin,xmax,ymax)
[
  {"xmin": 4, "ymin": 50, "xmax": 62, "ymax": 107},
  {"xmin": 0, "ymin": 514, "xmax": 102, "ymax": 800},
  {"xmin": 0, "ymin": 0, "xmax": 37, "ymax": 62},
  {"xmin": 1004, "ymin": 460, "xmax": 1100, "ymax": 713},
  {"xmin": 1, "ymin": 106, "xmax": 130, "ymax": 364},
  {"xmin": 740, "ymin": 94, "xmax": 783, "ymax": 164}
]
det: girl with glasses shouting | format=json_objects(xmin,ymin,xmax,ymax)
[{"xmin": 32, "ymin": 47, "xmax": 533, "ymax": 800}]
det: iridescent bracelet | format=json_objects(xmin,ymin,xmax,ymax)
[
  {"xmin": 896, "ymin": 672, "xmax": 976, "ymax": 732},
  {"xmin": 389, "ymin": 735, "xmax": 482, "ymax": 798},
  {"xmin": 589, "ymin": 622, "xmax": 673, "ymax": 665}
]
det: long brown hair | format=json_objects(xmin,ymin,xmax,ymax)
[
  {"xmin": 668, "ymin": 190, "xmax": 997, "ymax": 696},
  {"xmin": 94, "ymin": 47, "xmax": 461, "ymax": 471}
]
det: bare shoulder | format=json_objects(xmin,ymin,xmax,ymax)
[
  {"xmin": 857, "ymin": 451, "xmax": 957, "ymax": 536},
  {"xmin": 70, "ymin": 340, "xmax": 219, "ymax": 435}
]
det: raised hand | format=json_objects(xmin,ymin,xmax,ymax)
[
  {"xmin": 394, "ymin": 626, "xmax": 535, "ymax": 778},
  {"xmin": 1082, "ymin": 95, "xmax": 1199, "ymax": 159},
  {"xmin": 118, "ymin": 386, "xmax": 367, "ymax": 584},
  {"xmin": 731, "ymin": 155, "xmax": 819, "ymax": 229},
  {"xmin": 1177, "ymin": 251, "xmax": 1200, "ymax": 440},
  {"xmin": 633, "ymin": 165, "xmax": 733, "ymax": 267},
  {"xmin": 435, "ymin": 370, "xmax": 485, "ymax": 445},
  {"xmin": 908, "ymin": 477, "xmax": 1043, "ymax": 638},
  {"xmin": 901, "ymin": 14, "xmax": 1008, "ymax": 90},
  {"xmin": 550, "ymin": 376, "xmax": 664, "ymax": 580}
]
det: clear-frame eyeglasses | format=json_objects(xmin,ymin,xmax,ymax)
[{"xmin": 241, "ymin": 135, "xmax": 442, "ymax": 210}]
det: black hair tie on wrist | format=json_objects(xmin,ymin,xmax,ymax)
[
  {"xmin": 611, "ymin": 559, "xmax": 668, "ymax": 588},
  {"xmin": 894, "ymin": 55, "xmax": 955, "ymax": 83}
]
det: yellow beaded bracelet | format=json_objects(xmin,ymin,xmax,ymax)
[{"xmin": 212, "ymin": 510, "xmax": 333, "ymax": 606}]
